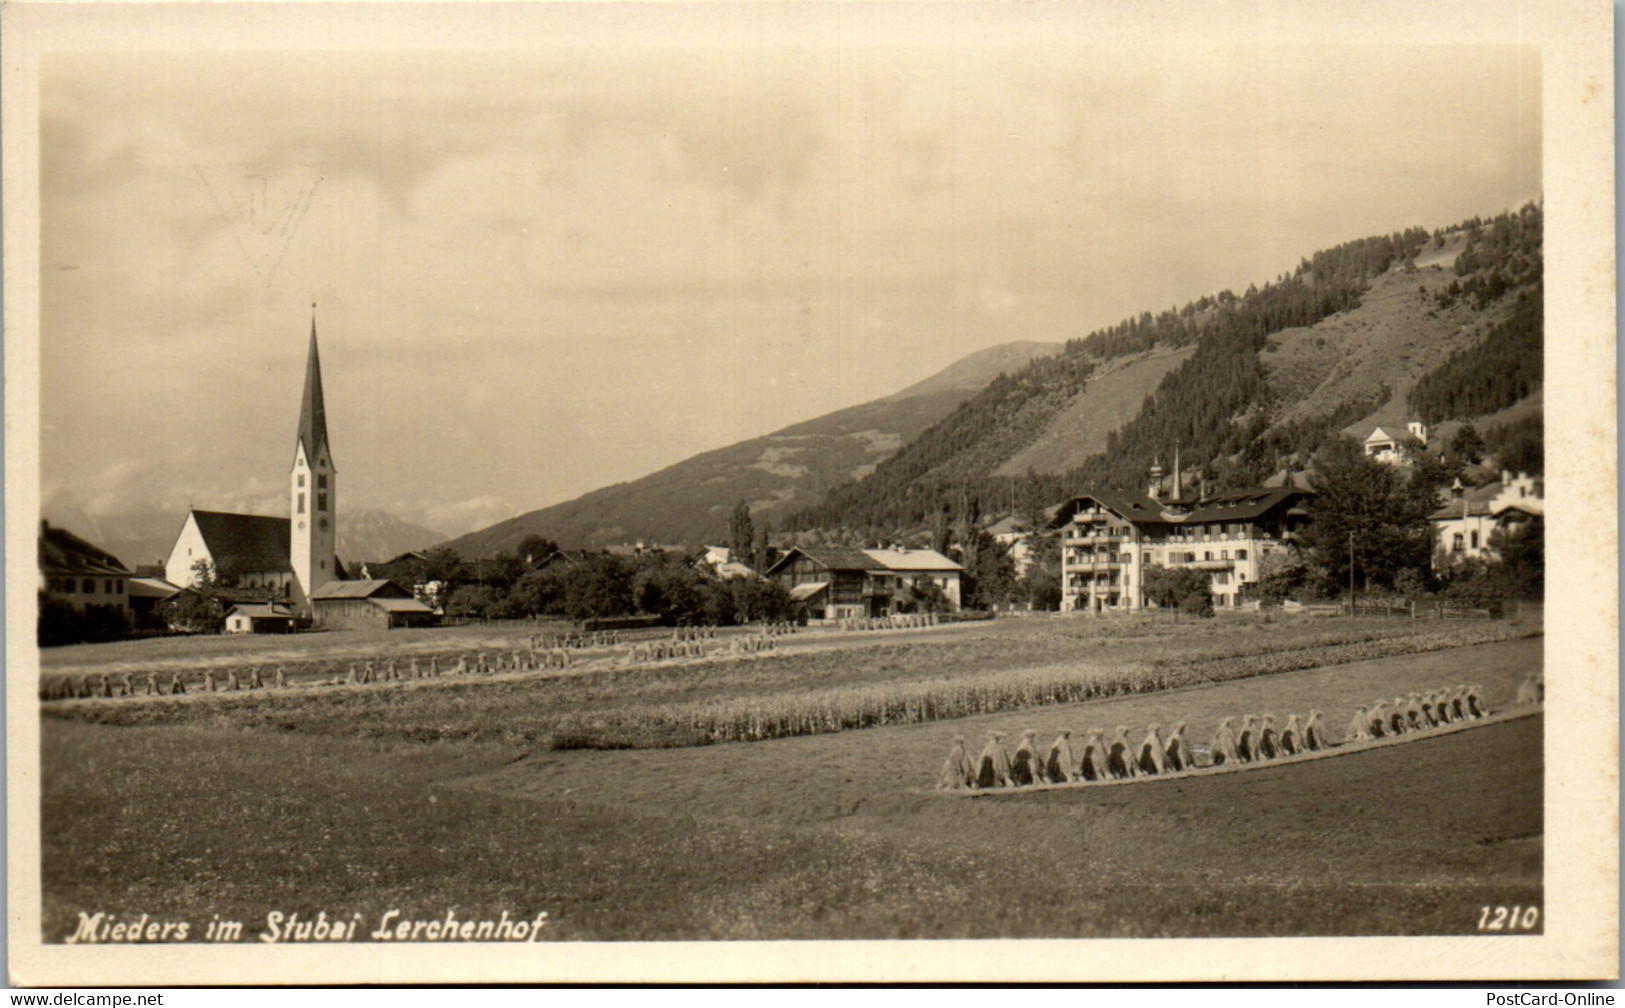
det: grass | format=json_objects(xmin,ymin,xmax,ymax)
[
  {"xmin": 37, "ymin": 617, "xmax": 1542, "ymax": 941},
  {"xmin": 43, "ymin": 618, "xmax": 1529, "ymax": 750},
  {"xmin": 41, "ymin": 648, "xmax": 1541, "ymax": 940}
]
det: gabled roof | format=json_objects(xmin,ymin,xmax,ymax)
[
  {"xmin": 1047, "ymin": 490, "xmax": 1167, "ymax": 528},
  {"xmin": 39, "ymin": 522, "xmax": 130, "ymax": 576},
  {"xmin": 127, "ymin": 577, "xmax": 182, "ymax": 600},
  {"xmin": 1050, "ymin": 486, "xmax": 1311, "ymax": 529},
  {"xmin": 765, "ymin": 546, "xmax": 889, "ymax": 577},
  {"xmin": 1363, "ymin": 424, "xmax": 1422, "ymax": 447},
  {"xmin": 310, "ymin": 579, "xmax": 411, "ymax": 600},
  {"xmin": 368, "ymin": 596, "xmax": 435, "ymax": 613},
  {"xmin": 863, "ymin": 548, "xmax": 964, "ymax": 572},
  {"xmin": 225, "ymin": 602, "xmax": 295, "ymax": 619},
  {"xmin": 984, "ymin": 515, "xmax": 1030, "ymax": 537},
  {"xmin": 189, "ymin": 510, "xmax": 293, "ymax": 573},
  {"xmin": 1182, "ymin": 488, "xmax": 1309, "ymax": 523}
]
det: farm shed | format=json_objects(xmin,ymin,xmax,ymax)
[
  {"xmin": 223, "ymin": 602, "xmax": 296, "ymax": 634},
  {"xmin": 310, "ymin": 579, "xmax": 437, "ymax": 630}
]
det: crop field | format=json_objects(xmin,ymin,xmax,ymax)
[
  {"xmin": 44, "ymin": 615, "xmax": 1531, "ymax": 749},
  {"xmin": 38, "ymin": 615, "xmax": 1542, "ymax": 940}
]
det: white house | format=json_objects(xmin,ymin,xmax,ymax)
[
  {"xmin": 1047, "ymin": 469, "xmax": 1314, "ymax": 612},
  {"xmin": 1362, "ymin": 421, "xmax": 1429, "ymax": 466},
  {"xmin": 1429, "ymin": 471, "xmax": 1543, "ymax": 569}
]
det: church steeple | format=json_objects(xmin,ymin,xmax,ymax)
[
  {"xmin": 297, "ymin": 307, "xmax": 332, "ymax": 468},
  {"xmin": 290, "ymin": 303, "xmax": 337, "ymax": 615}
]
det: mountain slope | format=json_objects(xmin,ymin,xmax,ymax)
[
  {"xmin": 337, "ymin": 509, "xmax": 448, "ymax": 566},
  {"xmin": 439, "ymin": 340, "xmax": 1062, "ymax": 555},
  {"xmin": 787, "ymin": 204, "xmax": 1542, "ymax": 533}
]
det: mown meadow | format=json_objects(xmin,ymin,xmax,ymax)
[
  {"xmin": 37, "ymin": 613, "xmax": 1543, "ymax": 941},
  {"xmin": 43, "ymin": 616, "xmax": 1531, "ymax": 749}
]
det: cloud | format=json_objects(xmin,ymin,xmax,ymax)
[{"xmin": 38, "ymin": 38, "xmax": 1541, "ymax": 544}]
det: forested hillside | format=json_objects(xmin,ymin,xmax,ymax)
[{"xmin": 787, "ymin": 204, "xmax": 1543, "ymax": 537}]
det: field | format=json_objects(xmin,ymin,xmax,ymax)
[{"xmin": 38, "ymin": 613, "xmax": 1542, "ymax": 941}]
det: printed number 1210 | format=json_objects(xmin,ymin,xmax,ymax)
[{"xmin": 1478, "ymin": 905, "xmax": 1540, "ymax": 931}]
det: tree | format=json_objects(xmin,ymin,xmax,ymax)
[
  {"xmin": 1298, "ymin": 436, "xmax": 1437, "ymax": 596},
  {"xmin": 957, "ymin": 528, "xmax": 1017, "ymax": 609},
  {"xmin": 729, "ymin": 500, "xmax": 756, "ymax": 570},
  {"xmin": 516, "ymin": 534, "xmax": 560, "ymax": 564},
  {"xmin": 1448, "ymin": 423, "xmax": 1486, "ymax": 467},
  {"xmin": 1143, "ymin": 565, "xmax": 1210, "ymax": 609},
  {"xmin": 1489, "ymin": 517, "xmax": 1543, "ymax": 598},
  {"xmin": 160, "ymin": 590, "xmax": 226, "ymax": 634},
  {"xmin": 1254, "ymin": 549, "xmax": 1308, "ymax": 602},
  {"xmin": 1020, "ymin": 529, "xmax": 1062, "ymax": 610},
  {"xmin": 905, "ymin": 575, "xmax": 951, "ymax": 614}
]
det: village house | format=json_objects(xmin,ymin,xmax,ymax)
[
  {"xmin": 1361, "ymin": 421, "xmax": 1429, "ymax": 466},
  {"xmin": 1428, "ymin": 471, "xmax": 1543, "ymax": 570},
  {"xmin": 309, "ymin": 579, "xmax": 437, "ymax": 630},
  {"xmin": 1047, "ymin": 461, "xmax": 1314, "ymax": 612},
  {"xmin": 224, "ymin": 601, "xmax": 297, "ymax": 634},
  {"xmin": 765, "ymin": 546, "xmax": 964, "ymax": 620},
  {"xmin": 39, "ymin": 520, "xmax": 131, "ymax": 618},
  {"xmin": 984, "ymin": 514, "xmax": 1039, "ymax": 576}
]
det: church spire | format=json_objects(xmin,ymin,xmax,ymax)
[{"xmin": 298, "ymin": 304, "xmax": 331, "ymax": 466}]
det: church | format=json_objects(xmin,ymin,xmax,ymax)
[{"xmin": 163, "ymin": 314, "xmax": 362, "ymax": 621}]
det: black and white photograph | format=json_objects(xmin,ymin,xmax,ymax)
[{"xmin": 5, "ymin": 0, "xmax": 1615, "ymax": 985}]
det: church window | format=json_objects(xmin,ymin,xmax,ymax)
[
  {"xmin": 318, "ymin": 474, "xmax": 328, "ymax": 489},
  {"xmin": 298, "ymin": 474, "xmax": 305, "ymax": 488},
  {"xmin": 318, "ymin": 493, "xmax": 328, "ymax": 511},
  {"xmin": 297, "ymin": 493, "xmax": 305, "ymax": 514}
]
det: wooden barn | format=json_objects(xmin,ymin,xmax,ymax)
[{"xmin": 310, "ymin": 579, "xmax": 437, "ymax": 630}]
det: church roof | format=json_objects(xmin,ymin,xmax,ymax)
[
  {"xmin": 190, "ymin": 510, "xmax": 293, "ymax": 573},
  {"xmin": 297, "ymin": 317, "xmax": 331, "ymax": 466}
]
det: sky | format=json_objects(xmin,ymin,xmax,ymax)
[{"xmin": 37, "ymin": 5, "xmax": 1542, "ymax": 539}]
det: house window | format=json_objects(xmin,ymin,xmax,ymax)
[
  {"xmin": 82, "ymin": 579, "xmax": 95, "ymax": 594},
  {"xmin": 1452, "ymin": 533, "xmax": 1464, "ymax": 552},
  {"xmin": 1470, "ymin": 531, "xmax": 1480, "ymax": 549},
  {"xmin": 1204, "ymin": 551, "xmax": 1213, "ymax": 561},
  {"xmin": 1142, "ymin": 553, "xmax": 1151, "ymax": 565},
  {"xmin": 105, "ymin": 579, "xmax": 115, "ymax": 594},
  {"xmin": 1237, "ymin": 549, "xmax": 1247, "ymax": 560},
  {"xmin": 1221, "ymin": 550, "xmax": 1229, "ymax": 560},
  {"xmin": 297, "ymin": 493, "xmax": 305, "ymax": 514}
]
